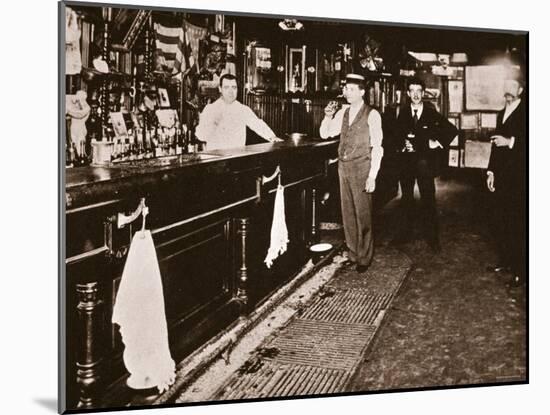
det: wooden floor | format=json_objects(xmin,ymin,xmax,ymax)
[{"xmin": 349, "ymin": 173, "xmax": 526, "ymax": 391}]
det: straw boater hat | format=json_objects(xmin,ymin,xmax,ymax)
[{"xmin": 345, "ymin": 73, "xmax": 366, "ymax": 86}]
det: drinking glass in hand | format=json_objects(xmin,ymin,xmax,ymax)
[
  {"xmin": 403, "ymin": 133, "xmax": 415, "ymax": 152},
  {"xmin": 324, "ymin": 101, "xmax": 339, "ymax": 118}
]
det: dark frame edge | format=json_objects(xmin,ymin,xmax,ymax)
[
  {"xmin": 59, "ymin": 1, "xmax": 67, "ymax": 414},
  {"xmin": 62, "ymin": 0, "xmax": 528, "ymax": 35}
]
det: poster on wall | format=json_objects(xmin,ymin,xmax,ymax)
[
  {"xmin": 465, "ymin": 65, "xmax": 508, "ymax": 110},
  {"xmin": 481, "ymin": 112, "xmax": 498, "ymax": 129},
  {"xmin": 448, "ymin": 79, "xmax": 464, "ymax": 113},
  {"xmin": 464, "ymin": 139, "xmax": 492, "ymax": 168}
]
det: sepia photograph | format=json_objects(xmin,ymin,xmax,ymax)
[{"xmin": 57, "ymin": 0, "xmax": 533, "ymax": 413}]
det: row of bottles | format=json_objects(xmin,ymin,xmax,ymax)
[
  {"xmin": 66, "ymin": 120, "xmax": 205, "ymax": 167},
  {"xmin": 110, "ymin": 124, "xmax": 190, "ymax": 162}
]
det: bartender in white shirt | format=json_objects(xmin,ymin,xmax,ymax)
[{"xmin": 195, "ymin": 74, "xmax": 282, "ymax": 150}]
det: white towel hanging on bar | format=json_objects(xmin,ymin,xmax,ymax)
[
  {"xmin": 264, "ymin": 184, "xmax": 289, "ymax": 268},
  {"xmin": 112, "ymin": 230, "xmax": 176, "ymax": 393}
]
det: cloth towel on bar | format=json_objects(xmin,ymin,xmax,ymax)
[
  {"xmin": 112, "ymin": 230, "xmax": 176, "ymax": 393},
  {"xmin": 264, "ymin": 184, "xmax": 289, "ymax": 268}
]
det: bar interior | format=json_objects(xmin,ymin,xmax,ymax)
[{"xmin": 62, "ymin": 2, "xmax": 526, "ymax": 411}]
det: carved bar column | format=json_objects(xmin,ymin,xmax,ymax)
[
  {"xmin": 76, "ymin": 282, "xmax": 104, "ymax": 409},
  {"xmin": 100, "ymin": 7, "xmax": 112, "ymax": 136},
  {"xmin": 143, "ymin": 15, "xmax": 152, "ymax": 133},
  {"xmin": 236, "ymin": 218, "xmax": 250, "ymax": 315},
  {"xmin": 144, "ymin": 14, "xmax": 152, "ymax": 76}
]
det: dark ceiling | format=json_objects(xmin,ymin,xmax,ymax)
[
  {"xmin": 70, "ymin": 5, "xmax": 526, "ymax": 67},
  {"xmin": 235, "ymin": 16, "xmax": 526, "ymax": 64}
]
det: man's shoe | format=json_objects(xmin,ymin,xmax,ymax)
[
  {"xmin": 356, "ymin": 264, "xmax": 369, "ymax": 273},
  {"xmin": 342, "ymin": 259, "xmax": 355, "ymax": 267}
]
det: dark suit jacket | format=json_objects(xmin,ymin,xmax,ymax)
[
  {"xmin": 487, "ymin": 99, "xmax": 526, "ymax": 194},
  {"xmin": 394, "ymin": 103, "xmax": 458, "ymax": 155}
]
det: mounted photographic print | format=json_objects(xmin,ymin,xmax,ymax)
[
  {"xmin": 110, "ymin": 112, "xmax": 128, "ymax": 138},
  {"xmin": 448, "ymin": 79, "xmax": 464, "ymax": 113},
  {"xmin": 465, "ymin": 65, "xmax": 509, "ymax": 110},
  {"xmin": 59, "ymin": 1, "xmax": 528, "ymax": 413},
  {"xmin": 157, "ymin": 87, "xmax": 171, "ymax": 107}
]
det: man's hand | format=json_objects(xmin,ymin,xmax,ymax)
[
  {"xmin": 486, "ymin": 171, "xmax": 495, "ymax": 192},
  {"xmin": 429, "ymin": 139, "xmax": 443, "ymax": 149},
  {"xmin": 491, "ymin": 135, "xmax": 511, "ymax": 147},
  {"xmin": 365, "ymin": 176, "xmax": 376, "ymax": 193},
  {"xmin": 270, "ymin": 136, "xmax": 284, "ymax": 143},
  {"xmin": 324, "ymin": 103, "xmax": 337, "ymax": 118}
]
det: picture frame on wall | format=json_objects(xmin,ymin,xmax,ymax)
[
  {"xmin": 460, "ymin": 112, "xmax": 480, "ymax": 130},
  {"xmin": 480, "ymin": 112, "xmax": 498, "ymax": 129},
  {"xmin": 110, "ymin": 111, "xmax": 128, "ymax": 138},
  {"xmin": 59, "ymin": 1, "xmax": 528, "ymax": 413},
  {"xmin": 465, "ymin": 65, "xmax": 509, "ymax": 110},
  {"xmin": 157, "ymin": 87, "xmax": 170, "ymax": 108},
  {"xmin": 448, "ymin": 79, "xmax": 464, "ymax": 114},
  {"xmin": 288, "ymin": 46, "xmax": 306, "ymax": 92}
]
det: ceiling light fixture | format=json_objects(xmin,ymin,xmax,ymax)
[{"xmin": 278, "ymin": 19, "xmax": 304, "ymax": 31}]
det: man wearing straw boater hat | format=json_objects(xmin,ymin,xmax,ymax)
[{"xmin": 320, "ymin": 74, "xmax": 384, "ymax": 273}]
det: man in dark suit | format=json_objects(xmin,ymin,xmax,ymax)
[
  {"xmin": 486, "ymin": 77, "xmax": 526, "ymax": 286},
  {"xmin": 393, "ymin": 77, "xmax": 458, "ymax": 251}
]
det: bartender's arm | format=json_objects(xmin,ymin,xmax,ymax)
[
  {"xmin": 195, "ymin": 103, "xmax": 216, "ymax": 141},
  {"xmin": 245, "ymin": 107, "xmax": 283, "ymax": 142}
]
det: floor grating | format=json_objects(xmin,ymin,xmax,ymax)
[{"xmin": 192, "ymin": 248, "xmax": 412, "ymax": 402}]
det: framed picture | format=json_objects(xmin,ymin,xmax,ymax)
[
  {"xmin": 448, "ymin": 80, "xmax": 464, "ymax": 113},
  {"xmin": 109, "ymin": 111, "xmax": 128, "ymax": 138},
  {"xmin": 448, "ymin": 148, "xmax": 459, "ymax": 167},
  {"xmin": 481, "ymin": 112, "xmax": 498, "ymax": 129},
  {"xmin": 157, "ymin": 87, "xmax": 170, "ymax": 108},
  {"xmin": 460, "ymin": 112, "xmax": 479, "ymax": 130},
  {"xmin": 465, "ymin": 65, "xmax": 508, "ymax": 110},
  {"xmin": 59, "ymin": 1, "xmax": 528, "ymax": 414},
  {"xmin": 287, "ymin": 46, "xmax": 306, "ymax": 92},
  {"xmin": 464, "ymin": 139, "xmax": 492, "ymax": 168}
]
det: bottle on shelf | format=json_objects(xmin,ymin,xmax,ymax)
[
  {"xmin": 175, "ymin": 126, "xmax": 182, "ymax": 155},
  {"xmin": 66, "ymin": 142, "xmax": 74, "ymax": 168}
]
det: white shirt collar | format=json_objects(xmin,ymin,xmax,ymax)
[{"xmin": 503, "ymin": 98, "xmax": 521, "ymax": 122}]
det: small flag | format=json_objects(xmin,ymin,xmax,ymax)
[{"xmin": 154, "ymin": 22, "xmax": 184, "ymax": 73}]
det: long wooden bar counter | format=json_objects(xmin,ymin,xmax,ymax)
[{"xmin": 63, "ymin": 138, "xmax": 339, "ymax": 409}]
